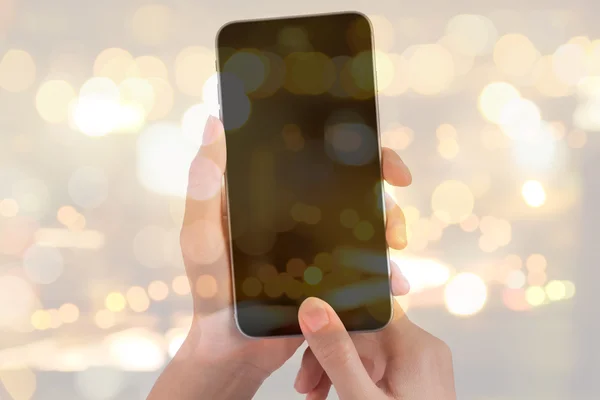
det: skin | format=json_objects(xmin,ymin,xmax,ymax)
[{"xmin": 147, "ymin": 116, "xmax": 455, "ymax": 400}]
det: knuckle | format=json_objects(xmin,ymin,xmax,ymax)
[{"xmin": 314, "ymin": 337, "xmax": 354, "ymax": 368}]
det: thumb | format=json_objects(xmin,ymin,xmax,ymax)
[{"xmin": 298, "ymin": 298, "xmax": 380, "ymax": 400}]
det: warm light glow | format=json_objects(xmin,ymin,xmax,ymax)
[
  {"xmin": 552, "ymin": 43, "xmax": 588, "ymax": 86},
  {"xmin": 131, "ymin": 56, "xmax": 169, "ymax": 80},
  {"xmin": 105, "ymin": 292, "xmax": 126, "ymax": 312},
  {"xmin": 522, "ymin": 180, "xmax": 546, "ymax": 208},
  {"xmin": 175, "ymin": 46, "xmax": 215, "ymax": 97},
  {"xmin": 406, "ymin": 44, "xmax": 455, "ymax": 95},
  {"xmin": 136, "ymin": 123, "xmax": 198, "ymax": 197},
  {"xmin": 0, "ymin": 368, "xmax": 37, "ymax": 400},
  {"xmin": 493, "ymin": 34, "xmax": 539, "ymax": 76},
  {"xmin": 532, "ymin": 56, "xmax": 572, "ymax": 97},
  {"xmin": 393, "ymin": 256, "xmax": 451, "ymax": 293},
  {"xmin": 498, "ymin": 98, "xmax": 542, "ymax": 141},
  {"xmin": 58, "ymin": 303, "xmax": 80, "ymax": 324},
  {"xmin": 0, "ymin": 198, "xmax": 19, "ymax": 217},
  {"xmin": 563, "ymin": 281, "xmax": 576, "ymax": 299},
  {"xmin": 148, "ymin": 281, "xmax": 169, "ymax": 301},
  {"xmin": 381, "ymin": 54, "xmax": 410, "ymax": 96},
  {"xmin": 525, "ymin": 286, "xmax": 546, "ymax": 306},
  {"xmin": 506, "ymin": 270, "xmax": 526, "ymax": 289},
  {"xmin": 94, "ymin": 48, "xmax": 135, "ymax": 83},
  {"xmin": 168, "ymin": 331, "xmax": 187, "ymax": 358},
  {"xmin": 119, "ymin": 77, "xmax": 155, "ymax": 116},
  {"xmin": 126, "ymin": 286, "xmax": 150, "ymax": 313},
  {"xmin": 438, "ymin": 139, "xmax": 459, "ymax": 159},
  {"xmin": 478, "ymin": 82, "xmax": 521, "ymax": 124},
  {"xmin": 31, "ymin": 310, "xmax": 52, "ymax": 330},
  {"xmin": 444, "ymin": 273, "xmax": 488, "ymax": 316},
  {"xmin": 172, "ymin": 276, "xmax": 191, "ymax": 295},
  {"xmin": 147, "ymin": 78, "xmax": 174, "ymax": 120},
  {"xmin": 431, "ymin": 180, "xmax": 474, "ymax": 224},
  {"xmin": 182, "ymin": 103, "xmax": 211, "ymax": 147},
  {"xmin": 0, "ymin": 49, "xmax": 36, "ymax": 92},
  {"xmin": 526, "ymin": 254, "xmax": 547, "ymax": 272},
  {"xmin": 0, "ymin": 275, "xmax": 36, "ymax": 329},
  {"xmin": 106, "ymin": 329, "xmax": 166, "ymax": 371},
  {"xmin": 95, "ymin": 309, "xmax": 116, "ymax": 329},
  {"xmin": 36, "ymin": 80, "xmax": 76, "ymax": 123}
]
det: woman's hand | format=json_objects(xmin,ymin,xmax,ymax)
[
  {"xmin": 148, "ymin": 116, "xmax": 414, "ymax": 400},
  {"xmin": 294, "ymin": 297, "xmax": 457, "ymax": 400}
]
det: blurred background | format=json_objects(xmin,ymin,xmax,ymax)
[{"xmin": 1, "ymin": 0, "xmax": 599, "ymax": 399}]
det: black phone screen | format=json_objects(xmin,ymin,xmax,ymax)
[{"xmin": 217, "ymin": 12, "xmax": 391, "ymax": 337}]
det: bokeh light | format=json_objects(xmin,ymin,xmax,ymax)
[
  {"xmin": 126, "ymin": 286, "xmax": 150, "ymax": 312},
  {"xmin": 525, "ymin": 286, "xmax": 546, "ymax": 306},
  {"xmin": 0, "ymin": 49, "xmax": 36, "ymax": 92},
  {"xmin": 498, "ymin": 98, "xmax": 542, "ymax": 140},
  {"xmin": 444, "ymin": 273, "xmax": 488, "ymax": 316},
  {"xmin": 36, "ymin": 80, "xmax": 76, "ymax": 123},
  {"xmin": 58, "ymin": 303, "xmax": 80, "ymax": 324},
  {"xmin": 553, "ymin": 43, "xmax": 588, "ymax": 86},
  {"xmin": 432, "ymin": 180, "xmax": 475, "ymax": 224},
  {"xmin": 94, "ymin": 309, "xmax": 116, "ymax": 330},
  {"xmin": 407, "ymin": 44, "xmax": 455, "ymax": 95},
  {"xmin": 0, "ymin": 198, "xmax": 19, "ymax": 217},
  {"xmin": 148, "ymin": 281, "xmax": 169, "ymax": 301},
  {"xmin": 0, "ymin": 368, "xmax": 37, "ymax": 400},
  {"xmin": 94, "ymin": 48, "xmax": 134, "ymax": 83},
  {"xmin": 493, "ymin": 34, "xmax": 539, "ymax": 76},
  {"xmin": 478, "ymin": 82, "xmax": 521, "ymax": 124},
  {"xmin": 522, "ymin": 180, "xmax": 547, "ymax": 208},
  {"xmin": 174, "ymin": 46, "xmax": 215, "ymax": 97},
  {"xmin": 105, "ymin": 292, "xmax": 126, "ymax": 313}
]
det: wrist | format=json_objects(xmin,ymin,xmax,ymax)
[{"xmin": 148, "ymin": 328, "xmax": 268, "ymax": 400}]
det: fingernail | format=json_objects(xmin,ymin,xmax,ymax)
[
  {"xmin": 293, "ymin": 373, "xmax": 302, "ymax": 392},
  {"xmin": 301, "ymin": 298, "xmax": 329, "ymax": 332},
  {"xmin": 202, "ymin": 115, "xmax": 221, "ymax": 145}
]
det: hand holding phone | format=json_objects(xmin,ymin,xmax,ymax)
[{"xmin": 147, "ymin": 116, "xmax": 412, "ymax": 400}]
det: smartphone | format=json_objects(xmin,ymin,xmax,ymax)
[{"xmin": 216, "ymin": 11, "xmax": 391, "ymax": 337}]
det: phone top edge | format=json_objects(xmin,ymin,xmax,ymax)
[{"xmin": 216, "ymin": 10, "xmax": 372, "ymax": 36}]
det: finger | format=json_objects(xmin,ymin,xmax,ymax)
[
  {"xmin": 295, "ymin": 348, "xmax": 324, "ymax": 394},
  {"xmin": 390, "ymin": 260, "xmax": 410, "ymax": 296},
  {"xmin": 385, "ymin": 193, "xmax": 407, "ymax": 250},
  {"xmin": 380, "ymin": 298, "xmax": 418, "ymax": 355},
  {"xmin": 306, "ymin": 375, "xmax": 331, "ymax": 400},
  {"xmin": 296, "ymin": 337, "xmax": 387, "ymax": 392},
  {"xmin": 180, "ymin": 116, "xmax": 230, "ymax": 313},
  {"xmin": 298, "ymin": 297, "xmax": 380, "ymax": 400},
  {"xmin": 382, "ymin": 147, "xmax": 412, "ymax": 187}
]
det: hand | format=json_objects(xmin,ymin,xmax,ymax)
[
  {"xmin": 294, "ymin": 298, "xmax": 456, "ymax": 400},
  {"xmin": 148, "ymin": 116, "xmax": 414, "ymax": 400}
]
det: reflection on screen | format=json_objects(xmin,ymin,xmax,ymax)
[{"xmin": 217, "ymin": 12, "xmax": 391, "ymax": 336}]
